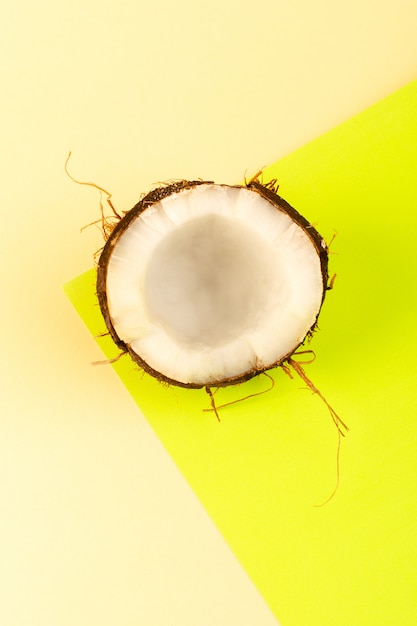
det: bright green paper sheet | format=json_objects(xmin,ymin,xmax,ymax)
[{"xmin": 65, "ymin": 80, "xmax": 417, "ymax": 626}]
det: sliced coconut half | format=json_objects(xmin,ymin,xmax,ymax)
[{"xmin": 97, "ymin": 180, "xmax": 328, "ymax": 388}]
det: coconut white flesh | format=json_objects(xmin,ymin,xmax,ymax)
[{"xmin": 106, "ymin": 184, "xmax": 323, "ymax": 385}]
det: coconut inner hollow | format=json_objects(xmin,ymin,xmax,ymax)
[
  {"xmin": 145, "ymin": 214, "xmax": 272, "ymax": 347},
  {"xmin": 105, "ymin": 184, "xmax": 323, "ymax": 385}
]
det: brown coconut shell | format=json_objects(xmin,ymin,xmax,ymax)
[{"xmin": 96, "ymin": 180, "xmax": 329, "ymax": 389}]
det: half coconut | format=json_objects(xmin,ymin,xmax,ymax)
[{"xmin": 96, "ymin": 179, "xmax": 329, "ymax": 389}]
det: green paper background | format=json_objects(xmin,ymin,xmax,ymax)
[{"xmin": 65, "ymin": 80, "xmax": 417, "ymax": 626}]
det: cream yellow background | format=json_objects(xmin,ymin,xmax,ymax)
[{"xmin": 1, "ymin": 2, "xmax": 417, "ymax": 625}]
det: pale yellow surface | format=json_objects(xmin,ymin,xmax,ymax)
[{"xmin": 1, "ymin": 1, "xmax": 417, "ymax": 625}]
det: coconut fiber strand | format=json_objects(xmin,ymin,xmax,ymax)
[{"xmin": 64, "ymin": 78, "xmax": 417, "ymax": 626}]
